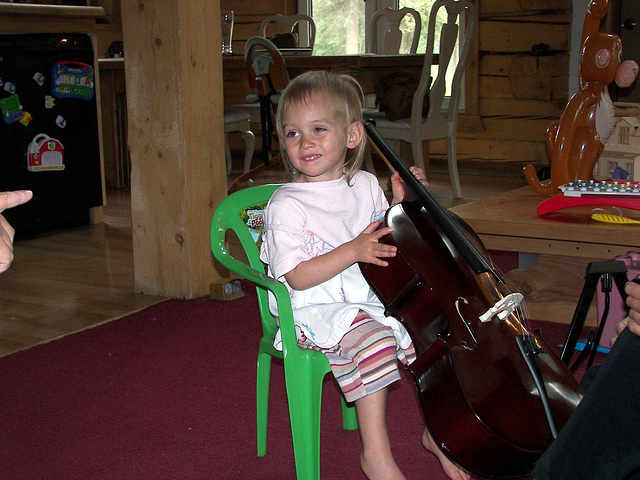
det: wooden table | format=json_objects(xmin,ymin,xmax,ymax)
[
  {"xmin": 222, "ymin": 53, "xmax": 425, "ymax": 108},
  {"xmin": 450, "ymin": 187, "xmax": 640, "ymax": 324},
  {"xmin": 450, "ymin": 186, "xmax": 640, "ymax": 260}
]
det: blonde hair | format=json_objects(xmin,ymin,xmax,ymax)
[{"xmin": 275, "ymin": 70, "xmax": 366, "ymax": 184}]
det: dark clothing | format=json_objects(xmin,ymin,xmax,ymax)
[{"xmin": 532, "ymin": 328, "xmax": 640, "ymax": 480}]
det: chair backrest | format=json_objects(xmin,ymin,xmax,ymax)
[
  {"xmin": 244, "ymin": 37, "xmax": 290, "ymax": 96},
  {"xmin": 368, "ymin": 7, "xmax": 422, "ymax": 55},
  {"xmin": 414, "ymin": 0, "xmax": 476, "ymax": 122},
  {"xmin": 260, "ymin": 13, "xmax": 316, "ymax": 51},
  {"xmin": 210, "ymin": 184, "xmax": 282, "ymax": 338}
]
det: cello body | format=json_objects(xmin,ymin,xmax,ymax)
[
  {"xmin": 360, "ymin": 203, "xmax": 582, "ymax": 478},
  {"xmin": 360, "ymin": 121, "xmax": 583, "ymax": 479}
]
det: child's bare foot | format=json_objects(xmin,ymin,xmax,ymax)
[
  {"xmin": 360, "ymin": 450, "xmax": 406, "ymax": 480},
  {"xmin": 422, "ymin": 427, "xmax": 471, "ymax": 480}
]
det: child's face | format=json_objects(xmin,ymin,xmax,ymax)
[{"xmin": 280, "ymin": 92, "xmax": 361, "ymax": 182}]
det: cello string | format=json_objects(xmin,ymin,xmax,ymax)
[
  {"xmin": 366, "ymin": 125, "xmax": 535, "ymax": 335},
  {"xmin": 488, "ymin": 257, "xmax": 532, "ymax": 336}
]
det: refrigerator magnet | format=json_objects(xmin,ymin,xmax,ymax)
[
  {"xmin": 51, "ymin": 61, "xmax": 95, "ymax": 101},
  {"xmin": 27, "ymin": 134, "xmax": 65, "ymax": 172},
  {"xmin": 33, "ymin": 72, "xmax": 45, "ymax": 86},
  {"xmin": 19, "ymin": 112, "xmax": 32, "ymax": 127},
  {"xmin": 0, "ymin": 94, "xmax": 24, "ymax": 125}
]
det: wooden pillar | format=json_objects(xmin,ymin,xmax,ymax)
[{"xmin": 121, "ymin": 0, "xmax": 227, "ymax": 298}]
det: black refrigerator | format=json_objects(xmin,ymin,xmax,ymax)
[{"xmin": 0, "ymin": 32, "xmax": 103, "ymax": 237}]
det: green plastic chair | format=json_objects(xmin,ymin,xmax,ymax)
[{"xmin": 210, "ymin": 184, "xmax": 358, "ymax": 480}]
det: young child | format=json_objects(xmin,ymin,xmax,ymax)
[{"xmin": 259, "ymin": 70, "xmax": 470, "ymax": 480}]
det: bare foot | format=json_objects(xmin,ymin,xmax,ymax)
[
  {"xmin": 422, "ymin": 427, "xmax": 471, "ymax": 480},
  {"xmin": 360, "ymin": 450, "xmax": 406, "ymax": 480}
]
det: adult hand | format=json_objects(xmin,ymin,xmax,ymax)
[
  {"xmin": 0, "ymin": 190, "xmax": 33, "ymax": 273},
  {"xmin": 609, "ymin": 280, "xmax": 640, "ymax": 347}
]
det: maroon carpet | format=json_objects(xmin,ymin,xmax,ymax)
[{"xmin": 0, "ymin": 280, "xmax": 599, "ymax": 480}]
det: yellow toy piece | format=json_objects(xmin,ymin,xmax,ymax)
[{"xmin": 591, "ymin": 212, "xmax": 640, "ymax": 225}]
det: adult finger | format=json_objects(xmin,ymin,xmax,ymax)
[
  {"xmin": 0, "ymin": 214, "xmax": 15, "ymax": 243},
  {"xmin": 0, "ymin": 232, "xmax": 14, "ymax": 273},
  {"xmin": 0, "ymin": 190, "xmax": 33, "ymax": 214}
]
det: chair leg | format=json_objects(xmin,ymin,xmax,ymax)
[
  {"xmin": 259, "ymin": 99, "xmax": 271, "ymax": 166},
  {"xmin": 447, "ymin": 135, "xmax": 462, "ymax": 199},
  {"xmin": 256, "ymin": 350, "xmax": 272, "ymax": 457},
  {"xmin": 341, "ymin": 396, "xmax": 358, "ymax": 430},
  {"xmin": 225, "ymin": 132, "xmax": 232, "ymax": 175},
  {"xmin": 411, "ymin": 137, "xmax": 425, "ymax": 172},
  {"xmin": 285, "ymin": 368, "xmax": 324, "ymax": 480},
  {"xmin": 241, "ymin": 129, "xmax": 256, "ymax": 174}
]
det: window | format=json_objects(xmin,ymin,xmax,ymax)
[
  {"xmin": 308, "ymin": 0, "xmax": 366, "ymax": 54},
  {"xmin": 298, "ymin": 0, "xmax": 444, "ymax": 56}
]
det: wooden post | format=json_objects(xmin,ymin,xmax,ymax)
[{"xmin": 121, "ymin": 0, "xmax": 227, "ymax": 297}]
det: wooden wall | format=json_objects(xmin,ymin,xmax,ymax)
[
  {"xmin": 223, "ymin": 0, "xmax": 573, "ymax": 176},
  {"xmin": 441, "ymin": 0, "xmax": 572, "ymax": 174}
]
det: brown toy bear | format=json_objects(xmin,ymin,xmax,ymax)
[{"xmin": 524, "ymin": 0, "xmax": 638, "ymax": 196}]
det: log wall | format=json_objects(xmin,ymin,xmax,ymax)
[{"xmin": 433, "ymin": 0, "xmax": 572, "ymax": 173}]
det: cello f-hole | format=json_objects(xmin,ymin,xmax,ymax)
[{"xmin": 455, "ymin": 297, "xmax": 478, "ymax": 351}]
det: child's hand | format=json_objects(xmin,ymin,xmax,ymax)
[
  {"xmin": 284, "ymin": 221, "xmax": 397, "ymax": 290},
  {"xmin": 390, "ymin": 167, "xmax": 428, "ymax": 205},
  {"xmin": 350, "ymin": 221, "xmax": 397, "ymax": 267}
]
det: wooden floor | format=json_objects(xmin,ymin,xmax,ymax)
[
  {"xmin": 0, "ymin": 161, "xmax": 528, "ymax": 357},
  {"xmin": 0, "ymin": 189, "xmax": 164, "ymax": 357}
]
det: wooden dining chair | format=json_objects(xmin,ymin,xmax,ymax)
[
  {"xmin": 223, "ymin": 107, "xmax": 255, "ymax": 175},
  {"xmin": 225, "ymin": 37, "xmax": 289, "ymax": 168},
  {"xmin": 362, "ymin": 6, "xmax": 422, "ymax": 174},
  {"xmin": 259, "ymin": 13, "xmax": 316, "ymax": 52},
  {"xmin": 368, "ymin": 7, "xmax": 422, "ymax": 55},
  {"xmin": 363, "ymin": 0, "xmax": 476, "ymax": 199},
  {"xmin": 244, "ymin": 37, "xmax": 289, "ymax": 165}
]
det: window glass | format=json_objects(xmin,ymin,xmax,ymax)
[
  {"xmin": 313, "ymin": 0, "xmax": 365, "ymax": 55},
  {"xmin": 308, "ymin": 0, "xmax": 446, "ymax": 55},
  {"xmin": 401, "ymin": 0, "xmax": 444, "ymax": 54}
]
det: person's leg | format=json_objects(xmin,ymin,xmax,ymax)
[
  {"xmin": 321, "ymin": 314, "xmax": 469, "ymax": 480},
  {"xmin": 421, "ymin": 427, "xmax": 471, "ymax": 480},
  {"xmin": 356, "ymin": 388, "xmax": 406, "ymax": 480},
  {"xmin": 317, "ymin": 314, "xmax": 407, "ymax": 479},
  {"xmin": 532, "ymin": 328, "xmax": 640, "ymax": 480},
  {"xmin": 320, "ymin": 313, "xmax": 408, "ymax": 404}
]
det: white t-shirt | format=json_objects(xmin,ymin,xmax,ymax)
[{"xmin": 259, "ymin": 170, "xmax": 412, "ymax": 350}]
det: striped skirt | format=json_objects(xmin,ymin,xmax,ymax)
[{"xmin": 300, "ymin": 311, "xmax": 416, "ymax": 403}]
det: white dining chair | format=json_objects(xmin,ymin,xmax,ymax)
[
  {"xmin": 224, "ymin": 107, "xmax": 256, "ymax": 175},
  {"xmin": 368, "ymin": 7, "xmax": 422, "ymax": 55},
  {"xmin": 259, "ymin": 13, "xmax": 316, "ymax": 52},
  {"xmin": 362, "ymin": 7, "xmax": 422, "ymax": 174},
  {"xmin": 363, "ymin": 0, "xmax": 476, "ymax": 199}
]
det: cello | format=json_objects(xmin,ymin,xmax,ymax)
[{"xmin": 360, "ymin": 121, "xmax": 584, "ymax": 479}]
